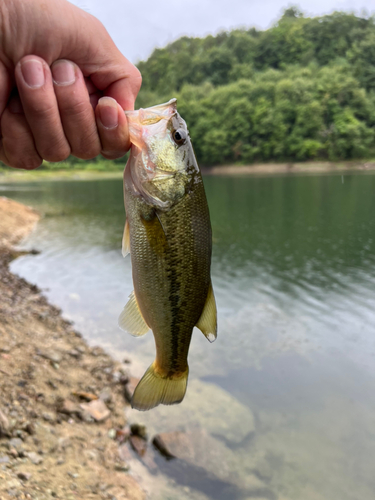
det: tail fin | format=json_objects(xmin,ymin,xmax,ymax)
[{"xmin": 131, "ymin": 362, "xmax": 189, "ymax": 411}]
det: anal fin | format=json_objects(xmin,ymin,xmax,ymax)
[
  {"xmin": 122, "ymin": 219, "xmax": 130, "ymax": 257},
  {"xmin": 118, "ymin": 291, "xmax": 149, "ymax": 336},
  {"xmin": 196, "ymin": 282, "xmax": 217, "ymax": 343}
]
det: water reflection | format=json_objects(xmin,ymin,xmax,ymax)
[{"xmin": 4, "ymin": 172, "xmax": 375, "ymax": 499}]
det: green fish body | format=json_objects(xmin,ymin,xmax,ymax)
[{"xmin": 120, "ymin": 99, "xmax": 217, "ymax": 411}]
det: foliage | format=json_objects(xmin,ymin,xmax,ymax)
[
  {"xmin": 0, "ymin": 155, "xmax": 128, "ymax": 172},
  {"xmin": 136, "ymin": 9, "xmax": 375, "ymax": 165}
]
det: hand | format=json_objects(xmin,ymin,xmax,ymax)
[{"xmin": 0, "ymin": 0, "xmax": 142, "ymax": 169}]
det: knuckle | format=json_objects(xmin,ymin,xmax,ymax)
[
  {"xmin": 40, "ymin": 141, "xmax": 70, "ymax": 162},
  {"xmin": 130, "ymin": 67, "xmax": 142, "ymax": 94},
  {"xmin": 27, "ymin": 101, "xmax": 57, "ymax": 119},
  {"xmin": 101, "ymin": 150, "xmax": 126, "ymax": 160},
  {"xmin": 60, "ymin": 98, "xmax": 91, "ymax": 120},
  {"xmin": 70, "ymin": 130, "xmax": 101, "ymax": 159},
  {"xmin": 16, "ymin": 157, "xmax": 42, "ymax": 170},
  {"xmin": 73, "ymin": 147, "xmax": 101, "ymax": 160}
]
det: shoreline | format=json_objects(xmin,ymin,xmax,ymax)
[
  {"xmin": 1, "ymin": 159, "xmax": 375, "ymax": 183},
  {"xmin": 0, "ymin": 197, "xmax": 145, "ymax": 500},
  {"xmin": 202, "ymin": 160, "xmax": 375, "ymax": 176}
]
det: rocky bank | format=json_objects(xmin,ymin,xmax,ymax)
[{"xmin": 0, "ymin": 197, "xmax": 145, "ymax": 500}]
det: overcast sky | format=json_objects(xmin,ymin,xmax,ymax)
[{"xmin": 70, "ymin": 0, "xmax": 375, "ymax": 63}]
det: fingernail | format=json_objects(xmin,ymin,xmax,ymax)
[
  {"xmin": 20, "ymin": 59, "xmax": 45, "ymax": 88},
  {"xmin": 98, "ymin": 97, "xmax": 119, "ymax": 129},
  {"xmin": 52, "ymin": 60, "xmax": 76, "ymax": 86}
]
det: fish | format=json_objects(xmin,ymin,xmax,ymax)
[{"xmin": 119, "ymin": 99, "xmax": 217, "ymax": 411}]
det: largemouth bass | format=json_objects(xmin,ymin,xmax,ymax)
[{"xmin": 119, "ymin": 99, "xmax": 217, "ymax": 411}]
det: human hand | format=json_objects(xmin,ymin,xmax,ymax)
[{"xmin": 0, "ymin": 0, "xmax": 142, "ymax": 169}]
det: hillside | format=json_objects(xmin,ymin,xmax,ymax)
[{"xmin": 136, "ymin": 8, "xmax": 375, "ymax": 165}]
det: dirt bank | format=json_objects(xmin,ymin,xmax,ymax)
[{"xmin": 0, "ymin": 197, "xmax": 145, "ymax": 500}]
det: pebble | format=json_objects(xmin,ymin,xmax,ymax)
[
  {"xmin": 114, "ymin": 463, "xmax": 130, "ymax": 472},
  {"xmin": 0, "ymin": 455, "xmax": 10, "ymax": 464},
  {"xmin": 17, "ymin": 471, "xmax": 32, "ymax": 481},
  {"xmin": 42, "ymin": 412, "xmax": 54, "ymax": 423},
  {"xmin": 0, "ymin": 409, "xmax": 10, "ymax": 436},
  {"xmin": 67, "ymin": 471, "xmax": 79, "ymax": 479},
  {"xmin": 37, "ymin": 350, "xmax": 62, "ymax": 364},
  {"xmin": 56, "ymin": 399, "xmax": 80, "ymax": 416},
  {"xmin": 108, "ymin": 429, "xmax": 116, "ymax": 440},
  {"xmin": 27, "ymin": 452, "xmax": 43, "ymax": 465},
  {"xmin": 8, "ymin": 438, "xmax": 23, "ymax": 451},
  {"xmin": 79, "ymin": 400, "xmax": 110, "ymax": 422},
  {"xmin": 67, "ymin": 349, "xmax": 81, "ymax": 359},
  {"xmin": 23, "ymin": 422, "xmax": 36, "ymax": 436}
]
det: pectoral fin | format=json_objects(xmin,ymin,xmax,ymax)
[
  {"xmin": 196, "ymin": 283, "xmax": 217, "ymax": 343},
  {"xmin": 122, "ymin": 220, "xmax": 130, "ymax": 258},
  {"xmin": 118, "ymin": 291, "xmax": 149, "ymax": 336}
]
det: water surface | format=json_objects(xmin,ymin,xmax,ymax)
[{"xmin": 4, "ymin": 172, "xmax": 375, "ymax": 500}]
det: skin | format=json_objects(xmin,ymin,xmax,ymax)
[{"xmin": 0, "ymin": 0, "xmax": 142, "ymax": 169}]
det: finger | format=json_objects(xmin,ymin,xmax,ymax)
[
  {"xmin": 51, "ymin": 59, "xmax": 101, "ymax": 159},
  {"xmin": 0, "ymin": 95, "xmax": 42, "ymax": 170},
  {"xmin": 84, "ymin": 77, "xmax": 102, "ymax": 110},
  {"xmin": 0, "ymin": 60, "xmax": 12, "ymax": 122},
  {"xmin": 95, "ymin": 97, "xmax": 130, "ymax": 159},
  {"xmin": 15, "ymin": 55, "xmax": 71, "ymax": 162}
]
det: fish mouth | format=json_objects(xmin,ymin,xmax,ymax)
[
  {"xmin": 125, "ymin": 98, "xmax": 177, "ymax": 125},
  {"xmin": 124, "ymin": 99, "xmax": 178, "ymax": 151}
]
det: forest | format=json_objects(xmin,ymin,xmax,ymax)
[{"xmin": 136, "ymin": 8, "xmax": 375, "ymax": 165}]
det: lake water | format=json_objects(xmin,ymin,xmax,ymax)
[{"xmin": 3, "ymin": 172, "xmax": 375, "ymax": 500}]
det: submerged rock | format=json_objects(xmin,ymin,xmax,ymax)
[
  {"xmin": 129, "ymin": 379, "xmax": 255, "ymax": 445},
  {"xmin": 153, "ymin": 429, "xmax": 270, "ymax": 495},
  {"xmin": 153, "ymin": 429, "xmax": 240, "ymax": 484},
  {"xmin": 129, "ymin": 435, "xmax": 147, "ymax": 457}
]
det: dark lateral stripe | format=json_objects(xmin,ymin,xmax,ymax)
[{"xmin": 167, "ymin": 235, "xmax": 183, "ymax": 374}]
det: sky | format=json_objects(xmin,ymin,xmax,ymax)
[{"xmin": 70, "ymin": 0, "xmax": 375, "ymax": 63}]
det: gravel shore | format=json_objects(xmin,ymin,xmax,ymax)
[{"xmin": 0, "ymin": 197, "xmax": 145, "ymax": 500}]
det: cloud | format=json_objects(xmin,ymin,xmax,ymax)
[{"xmin": 70, "ymin": 0, "xmax": 375, "ymax": 63}]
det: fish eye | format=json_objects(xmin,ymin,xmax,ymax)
[{"xmin": 173, "ymin": 128, "xmax": 187, "ymax": 145}]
